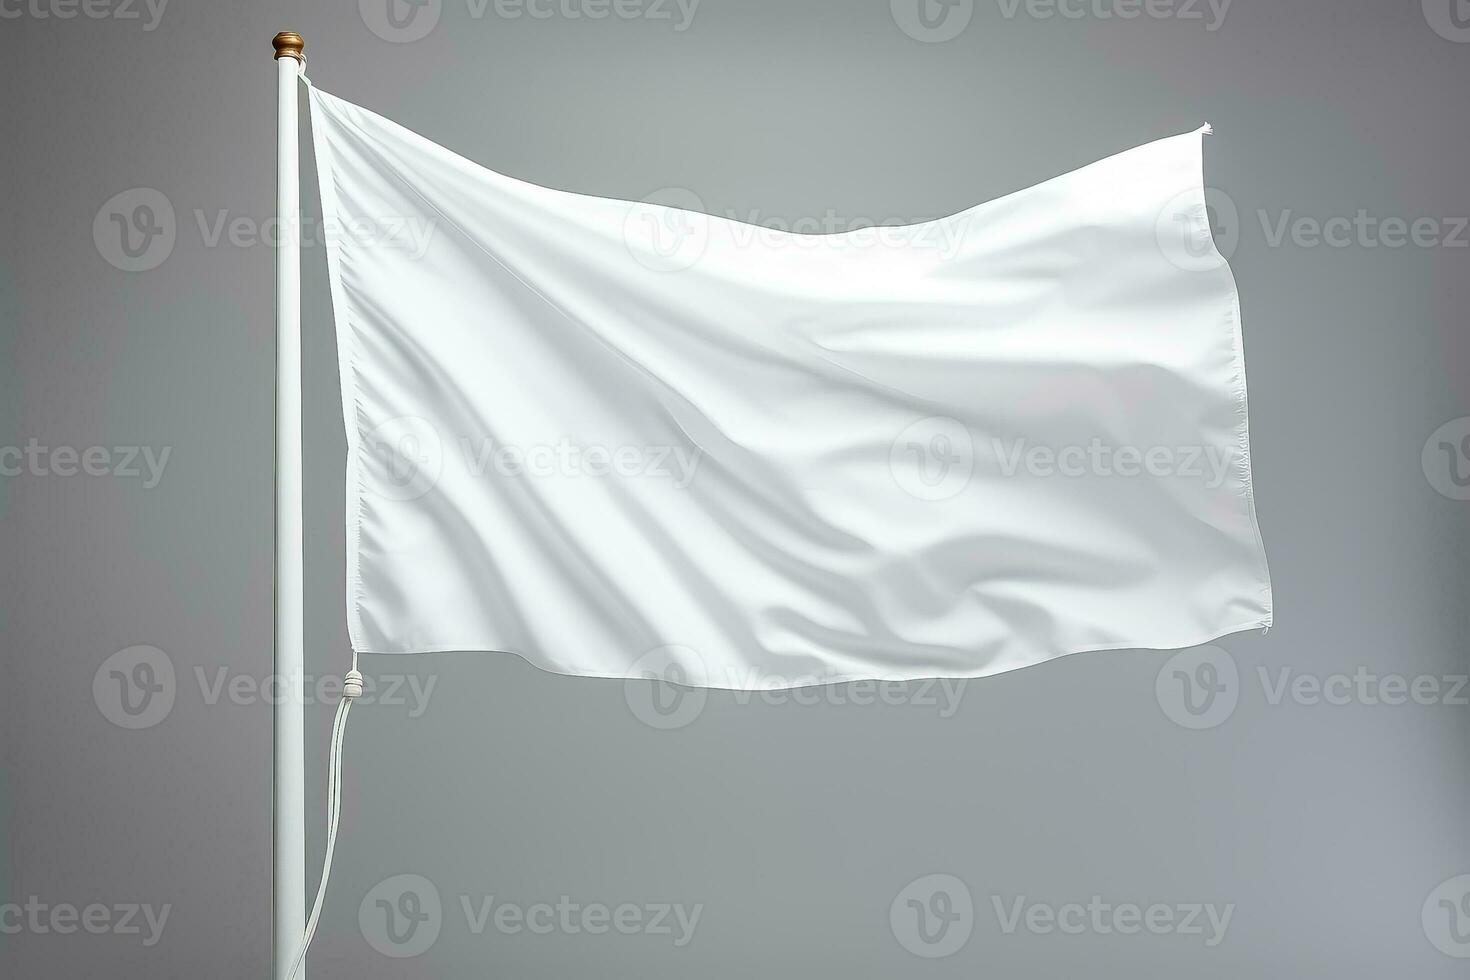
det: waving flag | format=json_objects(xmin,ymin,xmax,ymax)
[{"xmin": 307, "ymin": 85, "xmax": 1271, "ymax": 688}]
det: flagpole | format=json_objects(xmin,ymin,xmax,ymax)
[{"xmin": 272, "ymin": 29, "xmax": 306, "ymax": 980}]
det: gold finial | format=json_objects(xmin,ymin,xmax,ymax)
[{"xmin": 273, "ymin": 32, "xmax": 305, "ymax": 62}]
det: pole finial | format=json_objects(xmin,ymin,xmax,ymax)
[{"xmin": 273, "ymin": 32, "xmax": 305, "ymax": 62}]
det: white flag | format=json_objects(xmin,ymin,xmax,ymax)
[{"xmin": 307, "ymin": 85, "xmax": 1271, "ymax": 688}]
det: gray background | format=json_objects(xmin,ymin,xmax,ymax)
[{"xmin": 2, "ymin": 0, "xmax": 1468, "ymax": 976}]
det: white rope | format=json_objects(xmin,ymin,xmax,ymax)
[{"xmin": 285, "ymin": 659, "xmax": 361, "ymax": 980}]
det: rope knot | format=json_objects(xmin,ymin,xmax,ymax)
[{"xmin": 342, "ymin": 670, "xmax": 364, "ymax": 700}]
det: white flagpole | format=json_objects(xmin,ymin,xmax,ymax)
[{"xmin": 272, "ymin": 30, "xmax": 306, "ymax": 980}]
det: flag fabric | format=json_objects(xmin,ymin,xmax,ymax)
[{"xmin": 307, "ymin": 84, "xmax": 1271, "ymax": 689}]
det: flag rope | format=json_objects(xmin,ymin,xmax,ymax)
[{"xmin": 284, "ymin": 659, "xmax": 360, "ymax": 980}]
